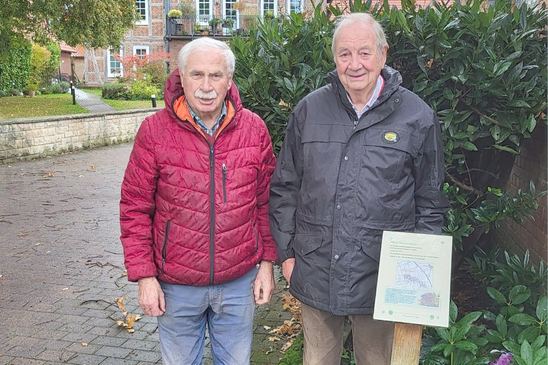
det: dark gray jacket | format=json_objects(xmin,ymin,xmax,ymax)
[{"xmin": 269, "ymin": 67, "xmax": 450, "ymax": 315}]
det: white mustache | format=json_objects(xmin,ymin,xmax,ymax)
[{"xmin": 195, "ymin": 89, "xmax": 217, "ymax": 100}]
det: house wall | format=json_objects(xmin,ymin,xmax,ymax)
[
  {"xmin": 0, "ymin": 110, "xmax": 155, "ymax": 164},
  {"xmin": 59, "ymin": 52, "xmax": 72, "ymax": 76},
  {"xmin": 84, "ymin": 0, "xmax": 166, "ymax": 86},
  {"xmin": 492, "ymin": 123, "xmax": 547, "ymax": 264}
]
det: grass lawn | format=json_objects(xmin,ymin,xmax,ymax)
[
  {"xmin": 0, "ymin": 94, "xmax": 88, "ymax": 119},
  {"xmin": 0, "ymin": 89, "xmax": 165, "ymax": 120},
  {"xmin": 84, "ymin": 88, "xmax": 165, "ymax": 110}
]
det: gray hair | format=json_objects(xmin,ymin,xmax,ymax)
[
  {"xmin": 178, "ymin": 38, "xmax": 235, "ymax": 76},
  {"xmin": 332, "ymin": 13, "xmax": 388, "ymax": 59}
]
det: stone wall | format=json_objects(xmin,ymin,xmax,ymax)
[{"xmin": 0, "ymin": 110, "xmax": 154, "ymax": 164}]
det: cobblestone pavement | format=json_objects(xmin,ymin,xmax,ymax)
[
  {"xmin": 73, "ymin": 89, "xmax": 116, "ymax": 113},
  {"xmin": 0, "ymin": 144, "xmax": 292, "ymax": 365}
]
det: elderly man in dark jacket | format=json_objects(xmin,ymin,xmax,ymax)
[{"xmin": 269, "ymin": 13, "xmax": 450, "ymax": 365}]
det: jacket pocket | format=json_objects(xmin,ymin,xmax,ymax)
[
  {"xmin": 161, "ymin": 220, "xmax": 171, "ymax": 273},
  {"xmin": 358, "ymin": 231, "xmax": 383, "ymax": 262},
  {"xmin": 293, "ymin": 233, "xmax": 323, "ymax": 256},
  {"xmin": 361, "ymin": 128, "xmax": 416, "ymax": 191}
]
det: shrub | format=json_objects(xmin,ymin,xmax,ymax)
[
  {"xmin": 115, "ymin": 52, "xmax": 169, "ymax": 91},
  {"xmin": 421, "ymin": 249, "xmax": 547, "ymax": 365},
  {"xmin": 102, "ymin": 82, "xmax": 131, "ymax": 100},
  {"xmin": 0, "ymin": 34, "xmax": 32, "ymax": 93},
  {"xmin": 129, "ymin": 80, "xmax": 160, "ymax": 100},
  {"xmin": 231, "ymin": 0, "xmax": 547, "ymax": 260},
  {"xmin": 59, "ymin": 81, "xmax": 70, "ymax": 93},
  {"xmin": 42, "ymin": 82, "xmax": 70, "ymax": 95}
]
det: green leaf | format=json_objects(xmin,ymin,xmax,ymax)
[
  {"xmin": 487, "ymin": 287, "xmax": 507, "ymax": 304},
  {"xmin": 507, "ymin": 100, "xmax": 532, "ymax": 108},
  {"xmin": 454, "ymin": 340, "xmax": 478, "ymax": 352},
  {"xmin": 509, "ymin": 313, "xmax": 537, "ymax": 326},
  {"xmin": 521, "ymin": 340, "xmax": 534, "ymax": 365},
  {"xmin": 492, "ymin": 145, "xmax": 519, "ymax": 154},
  {"xmin": 495, "ymin": 314, "xmax": 508, "ymax": 336},
  {"xmin": 509, "ymin": 285, "xmax": 531, "ymax": 304},
  {"xmin": 494, "ymin": 61, "xmax": 512, "ymax": 76},
  {"xmin": 537, "ymin": 295, "xmax": 547, "ymax": 321},
  {"xmin": 461, "ymin": 141, "xmax": 478, "ymax": 151},
  {"xmin": 435, "ymin": 328, "xmax": 451, "ymax": 343}
]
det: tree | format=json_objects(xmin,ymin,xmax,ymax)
[{"xmin": 0, "ymin": 0, "xmax": 139, "ymax": 49}]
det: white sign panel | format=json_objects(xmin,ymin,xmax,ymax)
[{"xmin": 373, "ymin": 231, "xmax": 453, "ymax": 328}]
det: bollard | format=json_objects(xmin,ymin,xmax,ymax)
[
  {"xmin": 151, "ymin": 94, "xmax": 157, "ymax": 108},
  {"xmin": 71, "ymin": 85, "xmax": 76, "ymax": 105}
]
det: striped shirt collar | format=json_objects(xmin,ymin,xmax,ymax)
[
  {"xmin": 347, "ymin": 75, "xmax": 385, "ymax": 120},
  {"xmin": 185, "ymin": 99, "xmax": 227, "ymax": 137}
]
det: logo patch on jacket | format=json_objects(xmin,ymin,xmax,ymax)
[{"xmin": 382, "ymin": 131, "xmax": 399, "ymax": 143}]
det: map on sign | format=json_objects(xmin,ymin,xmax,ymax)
[
  {"xmin": 395, "ymin": 260, "xmax": 433, "ymax": 290},
  {"xmin": 373, "ymin": 231, "xmax": 452, "ymax": 328}
]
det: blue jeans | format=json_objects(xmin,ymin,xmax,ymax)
[{"xmin": 158, "ymin": 268, "xmax": 257, "ymax": 365}]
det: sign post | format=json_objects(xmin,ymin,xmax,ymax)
[{"xmin": 390, "ymin": 323, "xmax": 423, "ymax": 364}]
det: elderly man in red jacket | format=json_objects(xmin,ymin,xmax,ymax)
[{"xmin": 120, "ymin": 37, "xmax": 277, "ymax": 364}]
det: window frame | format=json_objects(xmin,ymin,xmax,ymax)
[
  {"xmin": 223, "ymin": 0, "xmax": 239, "ymax": 29},
  {"xmin": 196, "ymin": 0, "xmax": 212, "ymax": 26},
  {"xmin": 107, "ymin": 48, "xmax": 123, "ymax": 78},
  {"xmin": 261, "ymin": 0, "xmax": 277, "ymax": 18},
  {"xmin": 288, "ymin": 0, "xmax": 303, "ymax": 14},
  {"xmin": 135, "ymin": 0, "xmax": 149, "ymax": 25},
  {"xmin": 133, "ymin": 45, "xmax": 150, "ymax": 60}
]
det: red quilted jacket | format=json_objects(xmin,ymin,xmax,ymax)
[{"xmin": 120, "ymin": 69, "xmax": 277, "ymax": 286}]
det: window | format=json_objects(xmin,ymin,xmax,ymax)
[
  {"xmin": 197, "ymin": 0, "xmax": 211, "ymax": 26},
  {"xmin": 262, "ymin": 0, "xmax": 277, "ymax": 18},
  {"xmin": 135, "ymin": 0, "xmax": 149, "ymax": 25},
  {"xmin": 223, "ymin": 0, "xmax": 238, "ymax": 29},
  {"xmin": 107, "ymin": 48, "xmax": 123, "ymax": 78},
  {"xmin": 133, "ymin": 46, "xmax": 149, "ymax": 60},
  {"xmin": 289, "ymin": 0, "xmax": 303, "ymax": 13}
]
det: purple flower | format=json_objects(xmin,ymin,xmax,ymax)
[{"xmin": 490, "ymin": 351, "xmax": 514, "ymax": 365}]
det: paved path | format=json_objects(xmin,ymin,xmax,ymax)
[
  {"xmin": 74, "ymin": 89, "xmax": 116, "ymax": 113},
  {"xmin": 0, "ymin": 144, "xmax": 292, "ymax": 364}
]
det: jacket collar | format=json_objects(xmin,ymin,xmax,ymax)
[
  {"xmin": 163, "ymin": 68, "xmax": 242, "ymax": 134},
  {"xmin": 327, "ymin": 66, "xmax": 403, "ymax": 116}
]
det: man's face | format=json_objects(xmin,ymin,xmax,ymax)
[
  {"xmin": 181, "ymin": 48, "xmax": 232, "ymax": 122},
  {"xmin": 334, "ymin": 22, "xmax": 387, "ymax": 103}
]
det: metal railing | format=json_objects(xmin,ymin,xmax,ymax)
[{"xmin": 166, "ymin": 15, "xmax": 257, "ymax": 38}]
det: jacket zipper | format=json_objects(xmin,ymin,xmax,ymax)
[
  {"xmin": 222, "ymin": 163, "xmax": 227, "ymax": 203},
  {"xmin": 161, "ymin": 220, "xmax": 171, "ymax": 273},
  {"xmin": 209, "ymin": 146, "xmax": 216, "ymax": 285}
]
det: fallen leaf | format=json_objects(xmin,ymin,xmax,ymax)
[
  {"xmin": 114, "ymin": 297, "xmax": 142, "ymax": 333},
  {"xmin": 81, "ymin": 342, "xmax": 88, "ymax": 347},
  {"xmin": 62, "ymin": 288, "xmax": 69, "ymax": 291},
  {"xmin": 43, "ymin": 172, "xmax": 55, "ymax": 178},
  {"xmin": 268, "ymin": 336, "xmax": 280, "ymax": 342},
  {"xmin": 90, "ymin": 165, "xmax": 96, "ymax": 169},
  {"xmin": 263, "ymin": 325, "xmax": 271, "ymax": 330}
]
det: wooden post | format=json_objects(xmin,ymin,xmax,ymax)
[{"xmin": 390, "ymin": 323, "xmax": 423, "ymax": 365}]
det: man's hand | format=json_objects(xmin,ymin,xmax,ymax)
[
  {"xmin": 138, "ymin": 277, "xmax": 166, "ymax": 317},
  {"xmin": 254, "ymin": 261, "xmax": 275, "ymax": 305},
  {"xmin": 282, "ymin": 258, "xmax": 295, "ymax": 286}
]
